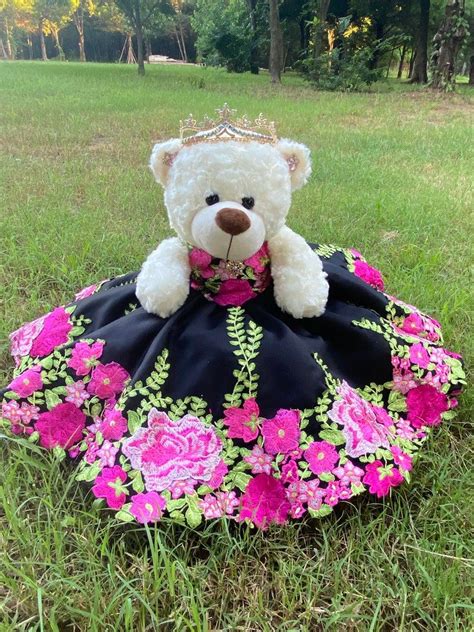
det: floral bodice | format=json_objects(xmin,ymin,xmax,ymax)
[{"xmin": 188, "ymin": 243, "xmax": 271, "ymax": 307}]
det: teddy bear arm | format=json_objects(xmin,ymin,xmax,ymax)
[
  {"xmin": 268, "ymin": 226, "xmax": 329, "ymax": 319},
  {"xmin": 136, "ymin": 237, "xmax": 191, "ymax": 318}
]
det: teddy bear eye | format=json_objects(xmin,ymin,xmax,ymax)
[
  {"xmin": 242, "ymin": 197, "xmax": 255, "ymax": 210},
  {"xmin": 205, "ymin": 194, "xmax": 220, "ymax": 206}
]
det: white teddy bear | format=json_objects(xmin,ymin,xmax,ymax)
[{"xmin": 136, "ymin": 107, "xmax": 329, "ymax": 320}]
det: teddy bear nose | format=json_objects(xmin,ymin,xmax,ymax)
[{"xmin": 215, "ymin": 208, "xmax": 251, "ymax": 236}]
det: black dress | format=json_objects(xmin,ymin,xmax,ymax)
[{"xmin": 0, "ymin": 243, "xmax": 464, "ymax": 528}]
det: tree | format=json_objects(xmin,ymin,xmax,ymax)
[
  {"xmin": 69, "ymin": 0, "xmax": 97, "ymax": 61},
  {"xmin": 410, "ymin": 0, "xmax": 430, "ymax": 82},
  {"xmin": 430, "ymin": 0, "xmax": 469, "ymax": 89},
  {"xmin": 268, "ymin": 0, "xmax": 282, "ymax": 82}
]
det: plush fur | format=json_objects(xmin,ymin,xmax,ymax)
[{"xmin": 137, "ymin": 135, "xmax": 329, "ymax": 319}]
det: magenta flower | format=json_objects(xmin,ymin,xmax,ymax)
[
  {"xmin": 97, "ymin": 440, "xmax": 119, "ymax": 467},
  {"xmin": 98, "ymin": 407, "xmax": 128, "ymax": 441},
  {"xmin": 199, "ymin": 494, "xmax": 223, "ymax": 519},
  {"xmin": 328, "ymin": 382, "xmax": 390, "ymax": 458},
  {"xmin": 29, "ymin": 307, "xmax": 72, "ymax": 357},
  {"xmin": 281, "ymin": 460, "xmax": 299, "ymax": 484},
  {"xmin": 9, "ymin": 367, "xmax": 43, "ymax": 398},
  {"xmin": 333, "ymin": 460, "xmax": 364, "ymax": 485},
  {"xmin": 87, "ymin": 362, "xmax": 129, "ymax": 399},
  {"xmin": 68, "ymin": 341, "xmax": 104, "ymax": 376},
  {"xmin": 19, "ymin": 402, "xmax": 40, "ymax": 424},
  {"xmin": 409, "ymin": 343, "xmax": 431, "ymax": 369},
  {"xmin": 207, "ymin": 459, "xmax": 228, "ymax": 489},
  {"xmin": 214, "ymin": 279, "xmax": 255, "ymax": 306},
  {"xmin": 223, "ymin": 398, "xmax": 261, "ymax": 442},
  {"xmin": 244, "ymin": 243, "xmax": 270, "ymax": 274},
  {"xmin": 35, "ymin": 402, "xmax": 86, "ymax": 449},
  {"xmin": 238, "ymin": 473, "xmax": 290, "ymax": 529},
  {"xmin": 306, "ymin": 479, "xmax": 326, "ymax": 511},
  {"xmin": 130, "ymin": 491, "xmax": 166, "ymax": 524},
  {"xmin": 324, "ymin": 481, "xmax": 352, "ymax": 507},
  {"xmin": 91, "ymin": 465, "xmax": 128, "ymax": 509},
  {"xmin": 244, "ymin": 445, "xmax": 273, "ymax": 474},
  {"xmin": 189, "ymin": 248, "xmax": 214, "ymax": 279},
  {"xmin": 262, "ymin": 409, "xmax": 300, "ymax": 455},
  {"xmin": 65, "ymin": 381, "xmax": 90, "ymax": 407},
  {"xmin": 390, "ymin": 446, "xmax": 413, "ymax": 471},
  {"xmin": 353, "ymin": 260, "xmax": 384, "ymax": 290},
  {"xmin": 2, "ymin": 400, "xmax": 22, "ymax": 423},
  {"xmin": 399, "ymin": 312, "xmax": 425, "ymax": 336},
  {"xmin": 406, "ymin": 384, "xmax": 449, "ymax": 428},
  {"xmin": 122, "ymin": 409, "xmax": 222, "ymax": 491},
  {"xmin": 305, "ymin": 441, "xmax": 339, "ymax": 475},
  {"xmin": 216, "ymin": 490, "xmax": 240, "ymax": 515},
  {"xmin": 169, "ymin": 479, "xmax": 197, "ymax": 499},
  {"xmin": 10, "ymin": 315, "xmax": 46, "ymax": 363},
  {"xmin": 363, "ymin": 461, "xmax": 404, "ymax": 497}
]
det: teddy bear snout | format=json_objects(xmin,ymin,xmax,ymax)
[{"xmin": 215, "ymin": 208, "xmax": 251, "ymax": 236}]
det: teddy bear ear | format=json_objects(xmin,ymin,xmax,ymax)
[
  {"xmin": 149, "ymin": 138, "xmax": 183, "ymax": 186},
  {"xmin": 276, "ymin": 139, "xmax": 312, "ymax": 191}
]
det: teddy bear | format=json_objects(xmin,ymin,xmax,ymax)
[{"xmin": 136, "ymin": 105, "xmax": 329, "ymax": 320}]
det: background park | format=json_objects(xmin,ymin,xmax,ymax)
[{"xmin": 0, "ymin": 0, "xmax": 473, "ymax": 630}]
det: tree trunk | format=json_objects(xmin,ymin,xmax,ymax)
[
  {"xmin": 397, "ymin": 44, "xmax": 406, "ymax": 78},
  {"xmin": 408, "ymin": 48, "xmax": 416, "ymax": 77},
  {"xmin": 174, "ymin": 26, "xmax": 185, "ymax": 61},
  {"xmin": 0, "ymin": 38, "xmax": 8, "ymax": 60},
  {"xmin": 469, "ymin": 55, "xmax": 474, "ymax": 85},
  {"xmin": 430, "ymin": 0, "xmax": 467, "ymax": 90},
  {"xmin": 134, "ymin": 0, "xmax": 145, "ymax": 75},
  {"xmin": 39, "ymin": 19, "xmax": 48, "ymax": 61},
  {"xmin": 145, "ymin": 36, "xmax": 151, "ymax": 63},
  {"xmin": 4, "ymin": 18, "xmax": 13, "ymax": 59},
  {"xmin": 52, "ymin": 26, "xmax": 65, "ymax": 61},
  {"xmin": 269, "ymin": 0, "xmax": 283, "ymax": 83},
  {"xmin": 247, "ymin": 0, "xmax": 259, "ymax": 73},
  {"xmin": 27, "ymin": 36, "xmax": 33, "ymax": 60},
  {"xmin": 410, "ymin": 0, "xmax": 430, "ymax": 83},
  {"xmin": 178, "ymin": 18, "xmax": 188, "ymax": 62},
  {"xmin": 74, "ymin": 9, "xmax": 86, "ymax": 62},
  {"xmin": 313, "ymin": 0, "xmax": 330, "ymax": 59},
  {"xmin": 369, "ymin": 20, "xmax": 384, "ymax": 69},
  {"xmin": 386, "ymin": 49, "xmax": 394, "ymax": 77}
]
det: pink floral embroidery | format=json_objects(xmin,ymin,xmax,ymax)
[
  {"xmin": 189, "ymin": 249, "xmax": 214, "ymax": 279},
  {"xmin": 281, "ymin": 460, "xmax": 299, "ymax": 484},
  {"xmin": 68, "ymin": 341, "xmax": 104, "ymax": 376},
  {"xmin": 305, "ymin": 440, "xmax": 339, "ymax": 474},
  {"xmin": 214, "ymin": 279, "xmax": 256, "ymax": 307},
  {"xmin": 122, "ymin": 409, "xmax": 222, "ymax": 491},
  {"xmin": 130, "ymin": 491, "xmax": 166, "ymax": 524},
  {"xmin": 19, "ymin": 402, "xmax": 40, "ymax": 425},
  {"xmin": 306, "ymin": 479, "xmax": 326, "ymax": 510},
  {"xmin": 390, "ymin": 446, "xmax": 413, "ymax": 471},
  {"xmin": 327, "ymin": 381, "xmax": 390, "ymax": 458},
  {"xmin": 91, "ymin": 465, "xmax": 127, "ymax": 509},
  {"xmin": 74, "ymin": 283, "xmax": 100, "ymax": 301},
  {"xmin": 244, "ymin": 445, "xmax": 273, "ymax": 474},
  {"xmin": 353, "ymin": 260, "xmax": 384, "ymax": 290},
  {"xmin": 262, "ymin": 409, "xmax": 300, "ymax": 455},
  {"xmin": 406, "ymin": 384, "xmax": 449, "ymax": 428},
  {"xmin": 199, "ymin": 491, "xmax": 240, "ymax": 519},
  {"xmin": 244, "ymin": 243, "xmax": 270, "ymax": 274},
  {"xmin": 29, "ymin": 307, "xmax": 72, "ymax": 357},
  {"xmin": 392, "ymin": 357, "xmax": 417, "ymax": 394},
  {"xmin": 35, "ymin": 402, "xmax": 86, "ymax": 449},
  {"xmin": 333, "ymin": 460, "xmax": 365, "ymax": 485},
  {"xmin": 10, "ymin": 315, "xmax": 46, "ymax": 363},
  {"xmin": 363, "ymin": 461, "xmax": 404, "ymax": 497},
  {"xmin": 409, "ymin": 343, "xmax": 430, "ymax": 369},
  {"xmin": 169, "ymin": 479, "xmax": 197, "ymax": 499},
  {"xmin": 324, "ymin": 481, "xmax": 352, "ymax": 506},
  {"xmin": 9, "ymin": 367, "xmax": 43, "ymax": 398},
  {"xmin": 65, "ymin": 381, "xmax": 90, "ymax": 407},
  {"xmin": 238, "ymin": 473, "xmax": 290, "ymax": 529},
  {"xmin": 97, "ymin": 440, "xmax": 119, "ymax": 467},
  {"xmin": 399, "ymin": 312, "xmax": 425, "ymax": 336},
  {"xmin": 98, "ymin": 407, "xmax": 128, "ymax": 441},
  {"xmin": 2, "ymin": 400, "xmax": 23, "ymax": 423},
  {"xmin": 207, "ymin": 459, "xmax": 228, "ymax": 489},
  {"xmin": 396, "ymin": 418, "xmax": 418, "ymax": 440},
  {"xmin": 87, "ymin": 362, "xmax": 129, "ymax": 399},
  {"xmin": 223, "ymin": 398, "xmax": 260, "ymax": 442}
]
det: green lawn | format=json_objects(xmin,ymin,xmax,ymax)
[{"xmin": 0, "ymin": 61, "xmax": 473, "ymax": 631}]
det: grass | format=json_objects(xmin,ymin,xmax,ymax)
[{"xmin": 0, "ymin": 61, "xmax": 473, "ymax": 630}]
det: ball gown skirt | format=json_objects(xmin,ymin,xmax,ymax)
[{"xmin": 0, "ymin": 244, "xmax": 465, "ymax": 529}]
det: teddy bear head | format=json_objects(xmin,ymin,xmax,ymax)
[{"xmin": 149, "ymin": 111, "xmax": 311, "ymax": 261}]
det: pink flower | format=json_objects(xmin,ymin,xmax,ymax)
[
  {"xmin": 306, "ymin": 479, "xmax": 326, "ymax": 510},
  {"xmin": 216, "ymin": 490, "xmax": 240, "ymax": 515},
  {"xmin": 35, "ymin": 402, "xmax": 86, "ymax": 449},
  {"xmin": 363, "ymin": 460, "xmax": 404, "ymax": 497},
  {"xmin": 328, "ymin": 382, "xmax": 390, "ymax": 458},
  {"xmin": 262, "ymin": 409, "xmax": 300, "ymax": 455},
  {"xmin": 2, "ymin": 400, "xmax": 22, "ymax": 423},
  {"xmin": 305, "ymin": 441, "xmax": 339, "ymax": 475},
  {"xmin": 91, "ymin": 465, "xmax": 128, "ymax": 509},
  {"xmin": 19, "ymin": 402, "xmax": 40, "ymax": 424},
  {"xmin": 122, "ymin": 409, "xmax": 222, "ymax": 491},
  {"xmin": 214, "ymin": 279, "xmax": 255, "ymax": 307},
  {"xmin": 223, "ymin": 398, "xmax": 260, "ymax": 442},
  {"xmin": 244, "ymin": 445, "xmax": 273, "ymax": 474},
  {"xmin": 130, "ymin": 491, "xmax": 166, "ymax": 523},
  {"xmin": 238, "ymin": 474, "xmax": 290, "ymax": 529},
  {"xmin": 199, "ymin": 494, "xmax": 223, "ymax": 519},
  {"xmin": 189, "ymin": 248, "xmax": 214, "ymax": 279},
  {"xmin": 409, "ymin": 343, "xmax": 431, "ymax": 369},
  {"xmin": 68, "ymin": 341, "xmax": 104, "ymax": 376},
  {"xmin": 353, "ymin": 260, "xmax": 384, "ymax": 290},
  {"xmin": 333, "ymin": 460, "xmax": 365, "ymax": 485},
  {"xmin": 169, "ymin": 479, "xmax": 197, "ymax": 499},
  {"xmin": 391, "ymin": 446, "xmax": 413, "ymax": 471},
  {"xmin": 87, "ymin": 362, "xmax": 129, "ymax": 399},
  {"xmin": 396, "ymin": 418, "xmax": 417, "ymax": 440},
  {"xmin": 65, "ymin": 381, "xmax": 90, "ymax": 407},
  {"xmin": 372, "ymin": 406, "xmax": 395, "ymax": 428},
  {"xmin": 9, "ymin": 367, "xmax": 43, "ymax": 398},
  {"xmin": 97, "ymin": 440, "xmax": 119, "ymax": 467},
  {"xmin": 324, "ymin": 481, "xmax": 352, "ymax": 507},
  {"xmin": 10, "ymin": 315, "xmax": 46, "ymax": 363},
  {"xmin": 406, "ymin": 384, "xmax": 449, "ymax": 428},
  {"xmin": 74, "ymin": 284, "xmax": 98, "ymax": 301},
  {"xmin": 244, "ymin": 243, "xmax": 270, "ymax": 274},
  {"xmin": 281, "ymin": 460, "xmax": 299, "ymax": 484},
  {"xmin": 207, "ymin": 459, "xmax": 228, "ymax": 489},
  {"xmin": 98, "ymin": 407, "xmax": 128, "ymax": 441},
  {"xmin": 399, "ymin": 313, "xmax": 425, "ymax": 336},
  {"xmin": 30, "ymin": 307, "xmax": 72, "ymax": 357}
]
